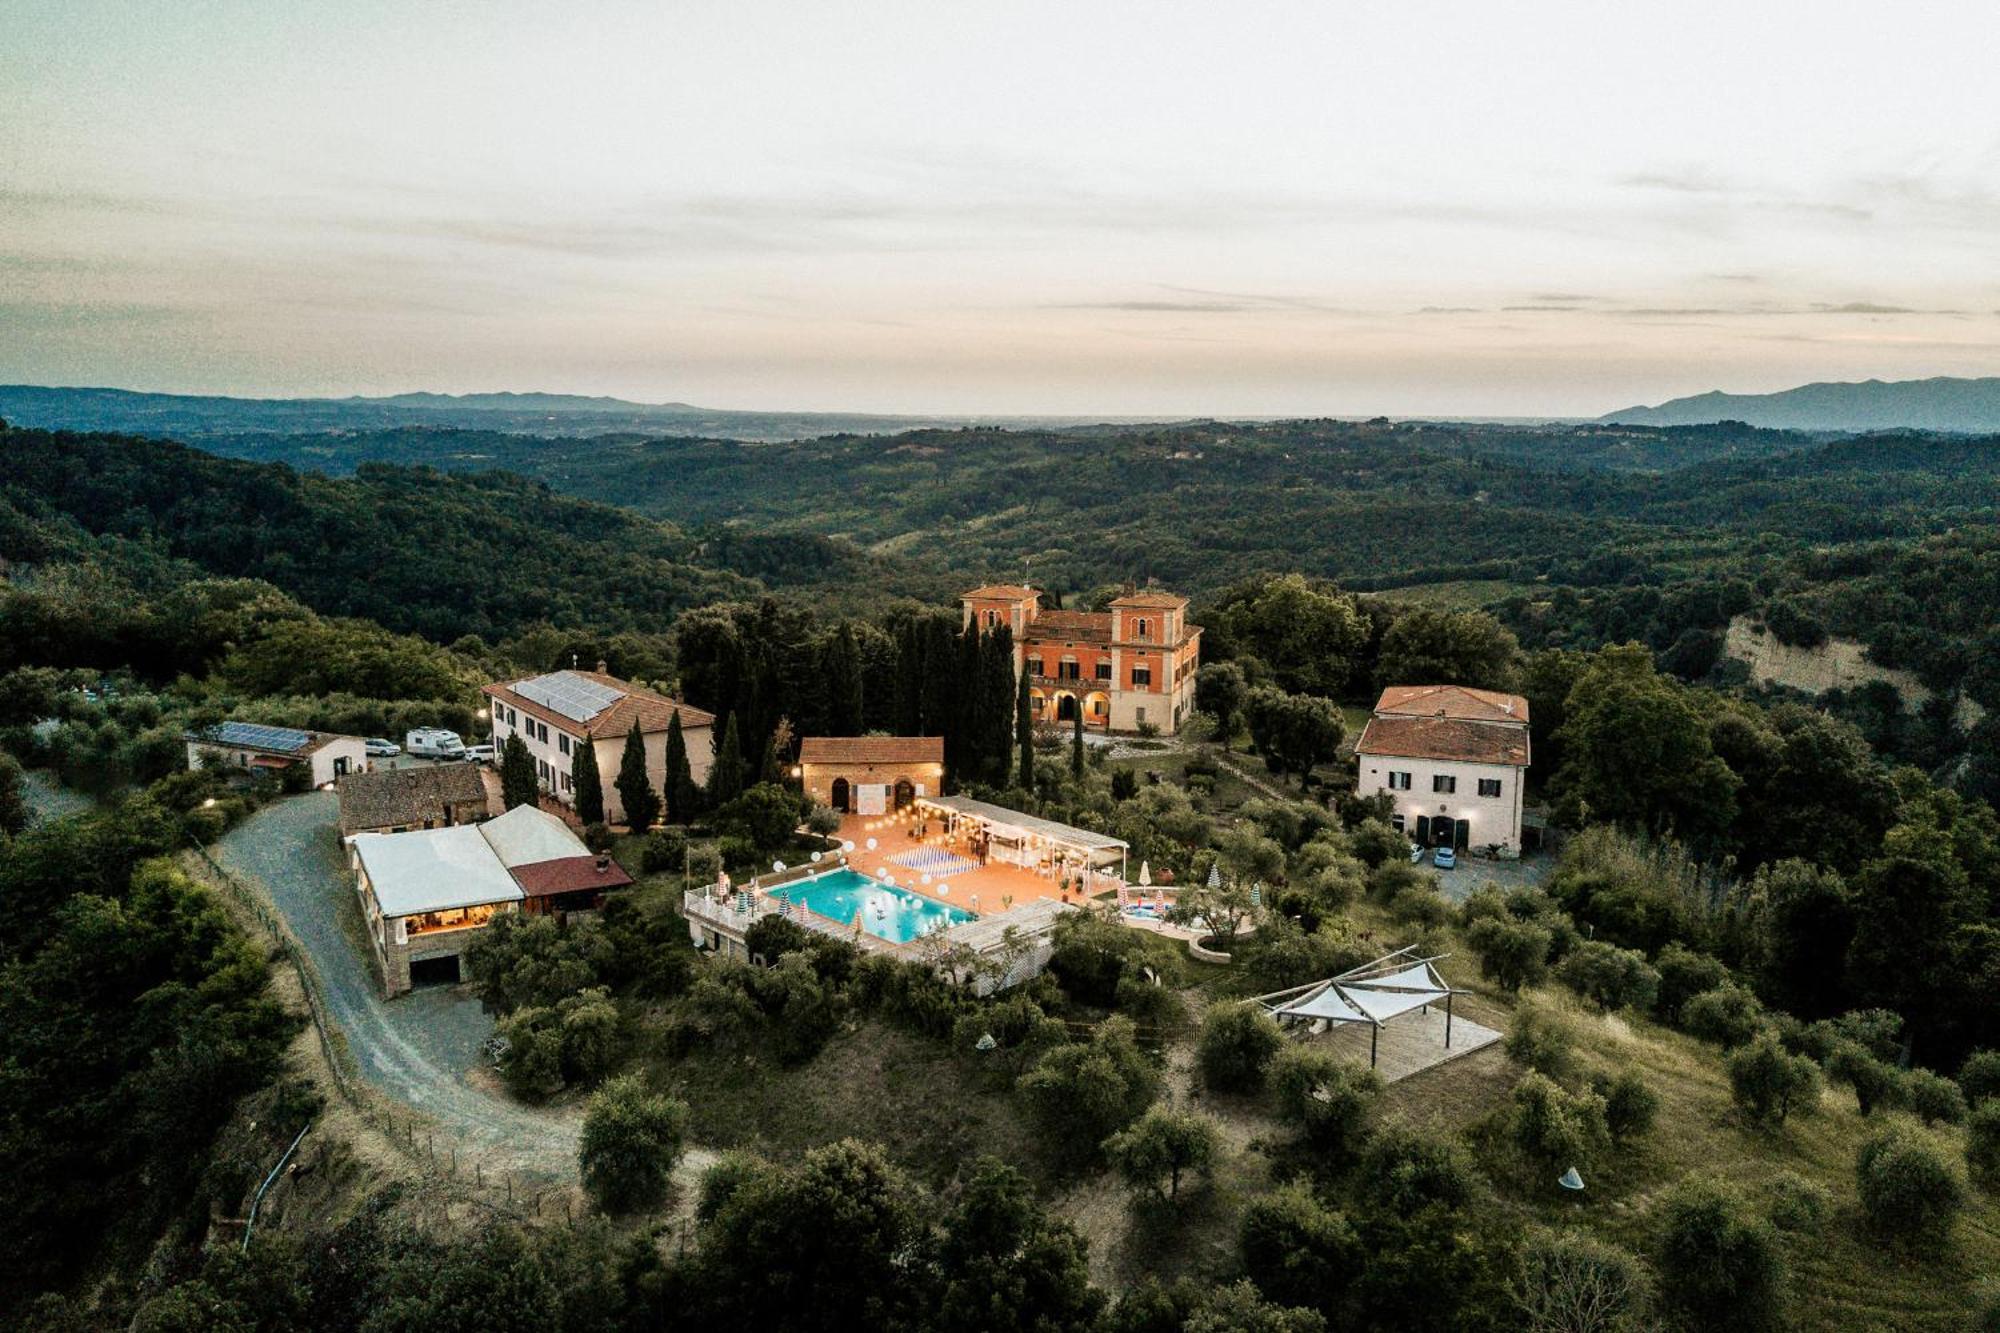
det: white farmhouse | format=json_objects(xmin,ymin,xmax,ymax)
[
  {"xmin": 185, "ymin": 721, "xmax": 367, "ymax": 788},
  {"xmin": 484, "ymin": 666, "xmax": 714, "ymax": 825},
  {"xmin": 1355, "ymin": 685, "xmax": 1530, "ymax": 856}
]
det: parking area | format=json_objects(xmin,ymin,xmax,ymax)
[{"xmin": 1424, "ymin": 848, "xmax": 1554, "ymax": 904}]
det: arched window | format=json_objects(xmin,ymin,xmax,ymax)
[{"xmin": 1136, "ymin": 617, "xmax": 1150, "ymax": 639}]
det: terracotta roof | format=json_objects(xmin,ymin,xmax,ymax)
[
  {"xmin": 1110, "ymin": 590, "xmax": 1188, "ymax": 609},
  {"xmin": 509, "ymin": 855, "xmax": 634, "ymax": 898},
  {"xmin": 1357, "ymin": 715, "xmax": 1530, "ymax": 767},
  {"xmin": 1373, "ymin": 684, "xmax": 1530, "ymax": 725},
  {"xmin": 962, "ymin": 584, "xmax": 1041, "ymax": 601},
  {"xmin": 484, "ymin": 670, "xmax": 715, "ymax": 740},
  {"xmin": 1026, "ymin": 609, "xmax": 1113, "ymax": 643},
  {"xmin": 337, "ymin": 764, "xmax": 489, "ymax": 832},
  {"xmin": 800, "ymin": 736, "xmax": 944, "ymax": 766}
]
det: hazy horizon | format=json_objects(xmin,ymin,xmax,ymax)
[{"xmin": 6, "ymin": 1, "xmax": 2000, "ymax": 417}]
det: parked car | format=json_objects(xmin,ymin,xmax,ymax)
[
  {"xmin": 1407, "ymin": 841, "xmax": 1424, "ymax": 863},
  {"xmin": 364, "ymin": 737, "xmax": 401, "ymax": 758},
  {"xmin": 405, "ymin": 727, "xmax": 466, "ymax": 759},
  {"xmin": 1432, "ymin": 846, "xmax": 1457, "ymax": 870},
  {"xmin": 462, "ymin": 743, "xmax": 496, "ymax": 764}
]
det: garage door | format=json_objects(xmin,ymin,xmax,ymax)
[{"xmin": 408, "ymin": 954, "xmax": 462, "ymax": 988}]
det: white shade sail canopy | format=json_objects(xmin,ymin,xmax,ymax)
[{"xmin": 1258, "ymin": 952, "xmax": 1458, "ymax": 1030}]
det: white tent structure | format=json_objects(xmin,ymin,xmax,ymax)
[{"xmin": 1251, "ymin": 947, "xmax": 1468, "ymax": 1068}]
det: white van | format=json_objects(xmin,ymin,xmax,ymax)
[{"xmin": 405, "ymin": 727, "xmax": 467, "ymax": 759}]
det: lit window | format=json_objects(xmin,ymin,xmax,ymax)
[
  {"xmin": 1388, "ymin": 771, "xmax": 1412, "ymax": 790},
  {"xmin": 1433, "ymin": 775, "xmax": 1456, "ymax": 794},
  {"xmin": 1131, "ymin": 665, "xmax": 1152, "ymax": 687}
]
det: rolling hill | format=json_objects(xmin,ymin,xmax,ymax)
[{"xmin": 1603, "ymin": 375, "xmax": 2000, "ymax": 432}]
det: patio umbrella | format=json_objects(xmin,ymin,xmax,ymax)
[
  {"xmin": 853, "ymin": 907, "xmax": 865, "ymax": 937},
  {"xmin": 1139, "ymin": 860, "xmax": 1152, "ymax": 887},
  {"xmin": 1207, "ymin": 862, "xmax": 1222, "ymax": 890}
]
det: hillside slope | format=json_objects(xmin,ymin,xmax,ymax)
[{"xmin": 1604, "ymin": 375, "xmax": 2000, "ymax": 431}]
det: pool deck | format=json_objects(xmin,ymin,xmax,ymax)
[{"xmin": 833, "ymin": 814, "xmax": 1108, "ymax": 918}]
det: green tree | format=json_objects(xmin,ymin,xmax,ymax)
[
  {"xmin": 1245, "ymin": 686, "xmax": 1344, "ymax": 787},
  {"xmin": 579, "ymin": 1074, "xmax": 688, "ymax": 1213},
  {"xmin": 615, "ymin": 719, "xmax": 659, "ymax": 832},
  {"xmin": 1826, "ymin": 1041, "xmax": 1904, "ymax": 1117},
  {"xmin": 570, "ymin": 733, "xmax": 603, "ymax": 825},
  {"xmin": 0, "ymin": 751, "xmax": 29, "ymax": 836},
  {"xmin": 499, "ymin": 732, "xmax": 538, "ymax": 810},
  {"xmin": 1103, "ymin": 1105, "xmax": 1221, "ymax": 1203},
  {"xmin": 1553, "ymin": 645, "xmax": 1740, "ymax": 848},
  {"xmin": 1016, "ymin": 665, "xmax": 1035, "ymax": 790},
  {"xmin": 1195, "ymin": 660, "xmax": 1250, "ymax": 736},
  {"xmin": 821, "ymin": 623, "xmax": 864, "ymax": 736},
  {"xmin": 1510, "ymin": 1070, "xmax": 1611, "ymax": 1167},
  {"xmin": 1375, "ymin": 607, "xmax": 1520, "ymax": 692},
  {"xmin": 1656, "ymin": 1178, "xmax": 1787, "ymax": 1333},
  {"xmin": 1965, "ymin": 1099, "xmax": 2000, "ymax": 1185},
  {"xmin": 1072, "ymin": 705, "xmax": 1085, "ymax": 778},
  {"xmin": 1556, "ymin": 940, "xmax": 1659, "ymax": 1013},
  {"xmin": 1197, "ymin": 1002, "xmax": 1284, "ymax": 1093},
  {"xmin": 1512, "ymin": 1230, "xmax": 1653, "ymax": 1333},
  {"xmin": 1726, "ymin": 1036, "xmax": 1821, "ymax": 1126},
  {"xmin": 1239, "ymin": 1182, "xmax": 1362, "ymax": 1314},
  {"xmin": 1271, "ymin": 1045, "xmax": 1381, "ymax": 1155},
  {"xmin": 716, "ymin": 782, "xmax": 804, "ymax": 856},
  {"xmin": 664, "ymin": 709, "xmax": 698, "ymax": 822},
  {"xmin": 1018, "ymin": 1016, "xmax": 1160, "ymax": 1155},
  {"xmin": 1856, "ymin": 1122, "xmax": 1965, "ymax": 1247},
  {"xmin": 936, "ymin": 1159, "xmax": 1104, "ymax": 1333},
  {"xmin": 1209, "ymin": 573, "xmax": 1368, "ymax": 697},
  {"xmin": 708, "ymin": 713, "xmax": 747, "ymax": 806},
  {"xmin": 1466, "ymin": 916, "xmax": 1552, "ymax": 993},
  {"xmin": 1903, "ymin": 1068, "xmax": 1968, "ymax": 1126}
]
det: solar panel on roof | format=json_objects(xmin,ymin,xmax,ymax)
[
  {"xmin": 211, "ymin": 721, "xmax": 312, "ymax": 753},
  {"xmin": 514, "ymin": 671, "xmax": 622, "ymax": 723}
]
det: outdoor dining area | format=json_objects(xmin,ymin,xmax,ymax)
[{"xmin": 912, "ymin": 794, "xmax": 1129, "ymax": 899}]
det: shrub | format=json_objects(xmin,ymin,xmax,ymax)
[
  {"xmin": 744, "ymin": 914, "xmax": 812, "ymax": 962},
  {"xmin": 1653, "ymin": 942, "xmax": 1730, "ymax": 1027},
  {"xmin": 1505, "ymin": 1001, "xmax": 1577, "ymax": 1082},
  {"xmin": 1360, "ymin": 1123, "xmax": 1482, "ymax": 1212},
  {"xmin": 1968, "ymin": 1099, "xmax": 2000, "ymax": 1186},
  {"xmin": 1903, "ymin": 1068, "xmax": 1968, "ymax": 1126},
  {"xmin": 1047, "ymin": 913, "xmax": 1131, "ymax": 1007},
  {"xmin": 1018, "ymin": 1016, "xmax": 1159, "ymax": 1153},
  {"xmin": 1103, "ymin": 1106, "xmax": 1221, "ymax": 1203},
  {"xmin": 1196, "ymin": 1003, "xmax": 1284, "ymax": 1094},
  {"xmin": 1555, "ymin": 940, "xmax": 1659, "ymax": 1013},
  {"xmin": 1654, "ymin": 1177, "xmax": 1787, "ymax": 1333},
  {"xmin": 579, "ymin": 1075, "xmax": 688, "ymax": 1214},
  {"xmin": 1349, "ymin": 818, "xmax": 1409, "ymax": 868},
  {"xmin": 1856, "ymin": 1122, "xmax": 1965, "ymax": 1247},
  {"xmin": 1270, "ymin": 1045, "xmax": 1381, "ymax": 1156},
  {"xmin": 1388, "ymin": 885, "xmax": 1452, "ymax": 930},
  {"xmin": 1828, "ymin": 1008, "xmax": 1904, "ymax": 1062},
  {"xmin": 1959, "ymin": 1049, "xmax": 2000, "ymax": 1107},
  {"xmin": 1681, "ymin": 983, "xmax": 1765, "ymax": 1048},
  {"xmin": 1239, "ymin": 1182, "xmax": 1362, "ymax": 1313},
  {"xmin": 640, "ymin": 827, "xmax": 689, "ymax": 874},
  {"xmin": 1726, "ymin": 1037, "xmax": 1821, "ymax": 1126},
  {"xmin": 696, "ymin": 1150, "xmax": 771, "ymax": 1224},
  {"xmin": 1826, "ymin": 1042, "xmax": 1905, "ymax": 1117},
  {"xmin": 1465, "ymin": 916, "xmax": 1551, "ymax": 993},
  {"xmin": 1113, "ymin": 971, "xmax": 1186, "ymax": 1031},
  {"xmin": 1596, "ymin": 1069, "xmax": 1660, "ymax": 1142},
  {"xmin": 1763, "ymin": 1172, "xmax": 1830, "ymax": 1235},
  {"xmin": 1510, "ymin": 1071, "xmax": 1611, "ymax": 1168},
  {"xmin": 496, "ymin": 1008, "xmax": 566, "ymax": 1098},
  {"xmin": 1512, "ymin": 1229, "xmax": 1652, "ymax": 1333}
]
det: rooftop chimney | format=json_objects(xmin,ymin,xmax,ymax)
[
  {"xmin": 595, "ymin": 658, "xmax": 608, "ymax": 674},
  {"xmin": 595, "ymin": 854, "xmax": 610, "ymax": 874}
]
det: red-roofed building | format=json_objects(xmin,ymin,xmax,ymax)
[
  {"xmin": 800, "ymin": 736, "xmax": 944, "ymax": 813},
  {"xmin": 960, "ymin": 584, "xmax": 1202, "ymax": 734},
  {"xmin": 485, "ymin": 666, "xmax": 715, "ymax": 825},
  {"xmin": 1356, "ymin": 685, "xmax": 1530, "ymax": 856}
]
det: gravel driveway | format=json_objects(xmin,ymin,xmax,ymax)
[{"xmin": 210, "ymin": 792, "xmax": 584, "ymax": 1181}]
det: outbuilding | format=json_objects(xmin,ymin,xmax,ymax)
[
  {"xmin": 800, "ymin": 735, "xmax": 945, "ymax": 814},
  {"xmin": 186, "ymin": 721, "xmax": 367, "ymax": 788}
]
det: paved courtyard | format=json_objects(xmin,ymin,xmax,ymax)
[{"xmin": 835, "ymin": 812, "xmax": 1104, "ymax": 915}]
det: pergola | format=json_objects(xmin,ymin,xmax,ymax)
[
  {"xmin": 916, "ymin": 794, "xmax": 1128, "ymax": 884},
  {"xmin": 1251, "ymin": 946, "xmax": 1468, "ymax": 1068}
]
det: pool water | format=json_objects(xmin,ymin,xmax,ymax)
[{"xmin": 774, "ymin": 868, "xmax": 975, "ymax": 943}]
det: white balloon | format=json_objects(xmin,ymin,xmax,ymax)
[
  {"xmin": 921, "ymin": 873, "xmax": 932, "ymax": 885},
  {"xmin": 842, "ymin": 840, "xmax": 856, "ymax": 852},
  {"xmin": 810, "ymin": 851, "xmax": 822, "ymax": 863},
  {"xmin": 866, "ymin": 837, "xmax": 878, "ymax": 851},
  {"xmin": 773, "ymin": 860, "xmax": 786, "ymax": 873}
]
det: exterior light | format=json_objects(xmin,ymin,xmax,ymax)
[{"xmin": 202, "ymin": 797, "xmax": 218, "ymax": 809}]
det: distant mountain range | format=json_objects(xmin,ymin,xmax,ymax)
[
  {"xmin": 1603, "ymin": 376, "xmax": 2000, "ymax": 432},
  {"xmin": 0, "ymin": 385, "xmax": 1170, "ymax": 444}
]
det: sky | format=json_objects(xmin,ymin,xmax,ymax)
[{"xmin": 5, "ymin": 0, "xmax": 2000, "ymax": 417}]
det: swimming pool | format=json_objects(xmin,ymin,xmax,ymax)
[{"xmin": 774, "ymin": 867, "xmax": 975, "ymax": 944}]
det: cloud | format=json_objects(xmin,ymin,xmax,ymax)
[{"xmin": 1046, "ymin": 299, "xmax": 1251, "ymax": 313}]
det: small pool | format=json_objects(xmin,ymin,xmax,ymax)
[{"xmin": 774, "ymin": 868, "xmax": 975, "ymax": 944}]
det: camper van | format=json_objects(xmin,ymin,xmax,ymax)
[{"xmin": 404, "ymin": 727, "xmax": 467, "ymax": 760}]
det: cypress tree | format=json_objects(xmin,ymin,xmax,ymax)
[
  {"xmin": 1071, "ymin": 707, "xmax": 1085, "ymax": 779},
  {"xmin": 500, "ymin": 733, "xmax": 539, "ymax": 810},
  {"xmin": 709, "ymin": 714, "xmax": 746, "ymax": 805},
  {"xmin": 823, "ymin": 623, "xmax": 864, "ymax": 735},
  {"xmin": 983, "ymin": 625, "xmax": 1015, "ymax": 785},
  {"xmin": 1016, "ymin": 665, "xmax": 1035, "ymax": 791},
  {"xmin": 664, "ymin": 711, "xmax": 696, "ymax": 823},
  {"xmin": 895, "ymin": 620, "xmax": 923, "ymax": 734},
  {"xmin": 616, "ymin": 719, "xmax": 659, "ymax": 832},
  {"xmin": 571, "ymin": 733, "xmax": 604, "ymax": 824},
  {"xmin": 922, "ymin": 616, "xmax": 957, "ymax": 739}
]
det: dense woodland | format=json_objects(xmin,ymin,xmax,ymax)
[{"xmin": 4, "ymin": 417, "xmax": 2000, "ymax": 1329}]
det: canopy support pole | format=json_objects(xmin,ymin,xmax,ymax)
[
  {"xmin": 1370, "ymin": 1024, "xmax": 1379, "ymax": 1069},
  {"xmin": 1446, "ymin": 991, "xmax": 1454, "ymax": 1049}
]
